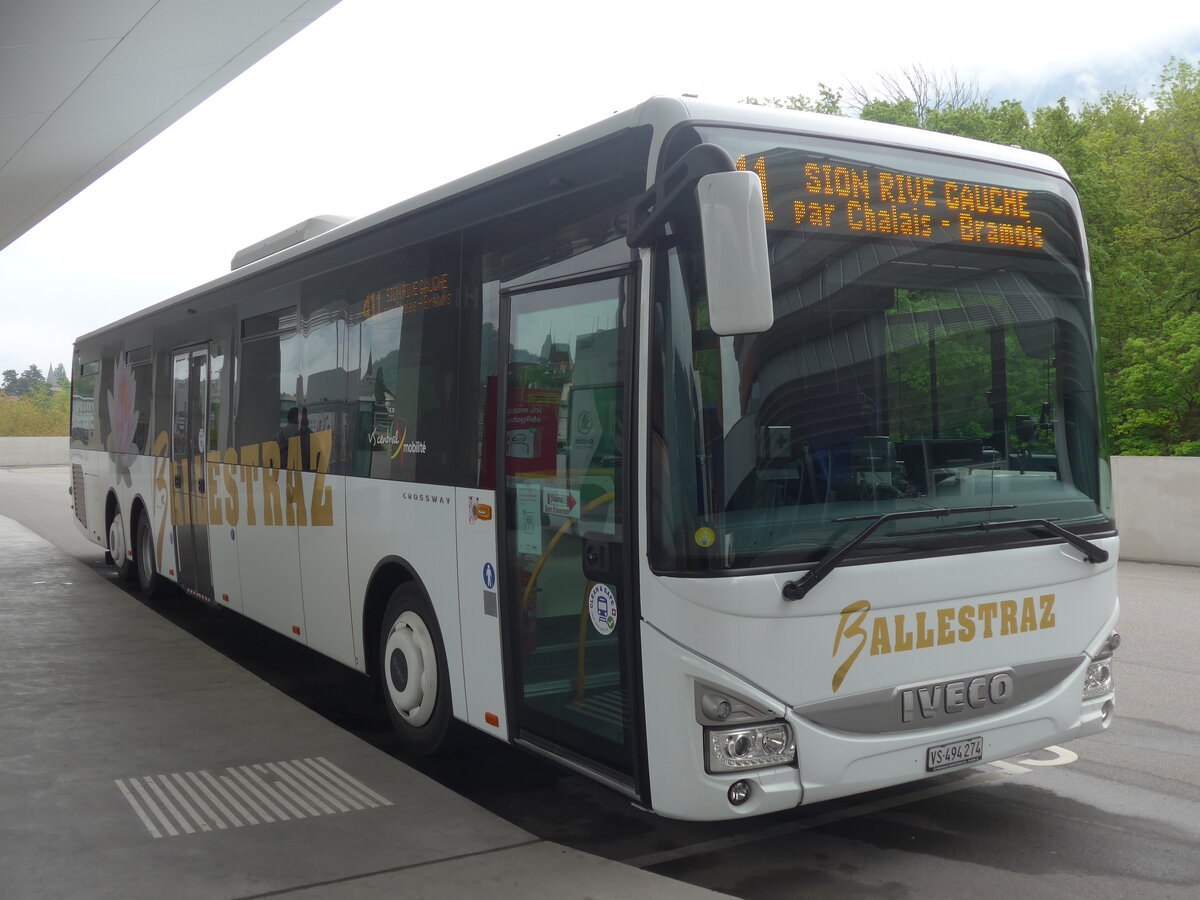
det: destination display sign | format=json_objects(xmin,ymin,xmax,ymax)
[
  {"xmin": 361, "ymin": 272, "xmax": 453, "ymax": 320},
  {"xmin": 736, "ymin": 154, "xmax": 1046, "ymax": 250}
]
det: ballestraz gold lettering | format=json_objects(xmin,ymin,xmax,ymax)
[
  {"xmin": 154, "ymin": 428, "xmax": 335, "ymax": 532},
  {"xmin": 831, "ymin": 596, "xmax": 1056, "ymax": 692}
]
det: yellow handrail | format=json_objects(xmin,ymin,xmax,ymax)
[
  {"xmin": 520, "ymin": 490, "xmax": 615, "ymax": 609},
  {"xmin": 515, "ymin": 489, "xmax": 616, "ymax": 708}
]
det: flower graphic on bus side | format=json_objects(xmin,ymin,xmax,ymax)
[{"xmin": 106, "ymin": 364, "xmax": 140, "ymax": 481}]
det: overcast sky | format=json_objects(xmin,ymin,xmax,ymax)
[{"xmin": 3, "ymin": 0, "xmax": 1200, "ymax": 376}]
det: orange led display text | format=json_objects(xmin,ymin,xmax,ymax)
[
  {"xmin": 760, "ymin": 157, "xmax": 1045, "ymax": 250},
  {"xmin": 362, "ymin": 273, "xmax": 453, "ymax": 320}
]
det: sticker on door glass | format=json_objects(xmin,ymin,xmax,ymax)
[
  {"xmin": 515, "ymin": 483, "xmax": 543, "ymax": 556},
  {"xmin": 588, "ymin": 583, "xmax": 617, "ymax": 636}
]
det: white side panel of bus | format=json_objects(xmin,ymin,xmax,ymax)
[
  {"xmin": 454, "ymin": 488, "xmax": 507, "ymax": 737},
  {"xmin": 299, "ymin": 471, "xmax": 354, "ymax": 668},
  {"xmin": 206, "ymin": 458, "xmax": 243, "ymax": 614},
  {"xmin": 145, "ymin": 455, "xmax": 177, "ymax": 584},
  {"xmin": 345, "ymin": 479, "xmax": 466, "ymax": 715},
  {"xmin": 237, "ymin": 479, "xmax": 304, "ymax": 641}
]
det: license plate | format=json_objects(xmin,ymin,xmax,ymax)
[{"xmin": 926, "ymin": 736, "xmax": 983, "ymax": 772}]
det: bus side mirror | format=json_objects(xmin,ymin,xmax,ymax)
[{"xmin": 697, "ymin": 171, "xmax": 775, "ymax": 336}]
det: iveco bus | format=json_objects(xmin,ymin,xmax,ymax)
[{"xmin": 71, "ymin": 97, "xmax": 1118, "ymax": 820}]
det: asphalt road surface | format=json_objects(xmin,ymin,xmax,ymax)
[{"xmin": 3, "ymin": 464, "xmax": 1198, "ymax": 899}]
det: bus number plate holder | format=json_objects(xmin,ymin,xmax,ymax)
[{"xmin": 926, "ymin": 736, "xmax": 983, "ymax": 772}]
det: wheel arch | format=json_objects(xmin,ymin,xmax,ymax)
[
  {"xmin": 104, "ymin": 489, "xmax": 122, "ymax": 537},
  {"xmin": 361, "ymin": 555, "xmax": 430, "ymax": 683},
  {"xmin": 126, "ymin": 494, "xmax": 152, "ymax": 556},
  {"xmin": 105, "ymin": 489, "xmax": 153, "ymax": 542}
]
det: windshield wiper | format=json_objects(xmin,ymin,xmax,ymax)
[
  {"xmin": 781, "ymin": 505, "xmax": 1017, "ymax": 601},
  {"xmin": 931, "ymin": 517, "xmax": 1110, "ymax": 565}
]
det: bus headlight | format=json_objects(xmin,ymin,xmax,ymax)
[
  {"xmin": 1084, "ymin": 633, "xmax": 1118, "ymax": 699},
  {"xmin": 1084, "ymin": 656, "xmax": 1114, "ymax": 698},
  {"xmin": 706, "ymin": 722, "xmax": 795, "ymax": 773}
]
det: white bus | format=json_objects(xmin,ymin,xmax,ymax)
[{"xmin": 70, "ymin": 97, "xmax": 1119, "ymax": 821}]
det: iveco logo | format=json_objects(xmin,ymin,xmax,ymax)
[{"xmin": 900, "ymin": 672, "xmax": 1014, "ymax": 724}]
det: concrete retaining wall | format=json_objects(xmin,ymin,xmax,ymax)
[
  {"xmin": 0, "ymin": 437, "xmax": 69, "ymax": 467},
  {"xmin": 1111, "ymin": 456, "xmax": 1200, "ymax": 566}
]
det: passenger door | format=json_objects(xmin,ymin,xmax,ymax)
[
  {"xmin": 499, "ymin": 269, "xmax": 644, "ymax": 798},
  {"xmin": 170, "ymin": 347, "xmax": 215, "ymax": 601}
]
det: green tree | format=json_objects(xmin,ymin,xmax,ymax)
[
  {"xmin": 2, "ymin": 364, "xmax": 47, "ymax": 397},
  {"xmin": 26, "ymin": 381, "xmax": 53, "ymax": 412},
  {"xmin": 744, "ymin": 56, "xmax": 1200, "ymax": 455},
  {"xmin": 1142, "ymin": 59, "xmax": 1200, "ymax": 247},
  {"xmin": 1108, "ymin": 312, "xmax": 1200, "ymax": 454},
  {"xmin": 847, "ymin": 66, "xmax": 988, "ymax": 126},
  {"xmin": 743, "ymin": 83, "xmax": 844, "ymax": 116}
]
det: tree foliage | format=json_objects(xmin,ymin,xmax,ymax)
[
  {"xmin": 742, "ymin": 84, "xmax": 844, "ymax": 116},
  {"xmin": 2, "ymin": 364, "xmax": 46, "ymax": 397},
  {"xmin": 0, "ymin": 390, "xmax": 69, "ymax": 437},
  {"xmin": 0, "ymin": 363, "xmax": 69, "ymax": 436},
  {"xmin": 746, "ymin": 58, "xmax": 1200, "ymax": 455}
]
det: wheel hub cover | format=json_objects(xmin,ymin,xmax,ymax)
[
  {"xmin": 389, "ymin": 647, "xmax": 409, "ymax": 692},
  {"xmin": 109, "ymin": 517, "xmax": 126, "ymax": 563},
  {"xmin": 384, "ymin": 610, "xmax": 437, "ymax": 726}
]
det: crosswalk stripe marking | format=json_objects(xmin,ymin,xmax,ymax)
[{"xmin": 115, "ymin": 759, "xmax": 391, "ymax": 839}]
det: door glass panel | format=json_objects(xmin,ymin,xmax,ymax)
[
  {"xmin": 171, "ymin": 354, "xmax": 190, "ymax": 563},
  {"xmin": 171, "ymin": 349, "xmax": 213, "ymax": 598},
  {"xmin": 503, "ymin": 273, "xmax": 633, "ymax": 774}
]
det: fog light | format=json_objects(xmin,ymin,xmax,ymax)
[
  {"xmin": 728, "ymin": 780, "xmax": 752, "ymax": 806},
  {"xmin": 707, "ymin": 721, "xmax": 795, "ymax": 773}
]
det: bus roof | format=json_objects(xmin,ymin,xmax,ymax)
[{"xmin": 74, "ymin": 96, "xmax": 1070, "ymax": 345}]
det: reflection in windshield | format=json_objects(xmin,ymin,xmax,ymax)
[{"xmin": 649, "ymin": 130, "xmax": 1111, "ymax": 574}]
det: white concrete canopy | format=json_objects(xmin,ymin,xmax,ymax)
[{"xmin": 0, "ymin": 0, "xmax": 341, "ymax": 252}]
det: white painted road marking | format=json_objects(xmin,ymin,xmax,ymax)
[{"xmin": 116, "ymin": 757, "xmax": 393, "ymax": 839}]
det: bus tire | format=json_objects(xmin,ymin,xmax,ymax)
[
  {"xmin": 379, "ymin": 583, "xmax": 454, "ymax": 755},
  {"xmin": 135, "ymin": 515, "xmax": 170, "ymax": 600},
  {"xmin": 108, "ymin": 508, "xmax": 136, "ymax": 583}
]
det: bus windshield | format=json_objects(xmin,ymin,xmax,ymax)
[{"xmin": 650, "ymin": 126, "xmax": 1112, "ymax": 574}]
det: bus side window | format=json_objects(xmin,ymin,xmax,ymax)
[
  {"xmin": 354, "ymin": 237, "xmax": 462, "ymax": 486},
  {"xmin": 71, "ymin": 358, "xmax": 99, "ymax": 447},
  {"xmin": 236, "ymin": 304, "xmax": 300, "ymax": 469}
]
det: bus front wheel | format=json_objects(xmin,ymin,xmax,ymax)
[
  {"xmin": 135, "ymin": 516, "xmax": 170, "ymax": 600},
  {"xmin": 379, "ymin": 584, "xmax": 453, "ymax": 755}
]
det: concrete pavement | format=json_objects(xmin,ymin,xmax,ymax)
[{"xmin": 0, "ymin": 514, "xmax": 723, "ymax": 899}]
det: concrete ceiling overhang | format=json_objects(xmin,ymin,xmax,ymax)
[{"xmin": 0, "ymin": 0, "xmax": 341, "ymax": 252}]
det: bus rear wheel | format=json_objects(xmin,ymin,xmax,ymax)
[
  {"xmin": 108, "ymin": 509, "xmax": 136, "ymax": 583},
  {"xmin": 379, "ymin": 584, "xmax": 453, "ymax": 755},
  {"xmin": 135, "ymin": 516, "xmax": 170, "ymax": 600}
]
